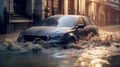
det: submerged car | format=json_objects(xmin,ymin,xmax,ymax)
[{"xmin": 17, "ymin": 15, "xmax": 98, "ymax": 45}]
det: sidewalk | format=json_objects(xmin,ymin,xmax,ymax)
[
  {"xmin": 99, "ymin": 25, "xmax": 120, "ymax": 32},
  {"xmin": 0, "ymin": 30, "xmax": 22, "ymax": 42}
]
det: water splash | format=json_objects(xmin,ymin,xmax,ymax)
[{"xmin": 0, "ymin": 31, "xmax": 120, "ymax": 67}]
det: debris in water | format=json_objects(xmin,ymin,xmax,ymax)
[{"xmin": 27, "ymin": 44, "xmax": 42, "ymax": 52}]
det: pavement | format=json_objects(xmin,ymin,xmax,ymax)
[
  {"xmin": 0, "ymin": 30, "xmax": 22, "ymax": 42},
  {"xmin": 99, "ymin": 24, "xmax": 120, "ymax": 32},
  {"xmin": 0, "ymin": 25, "xmax": 120, "ymax": 42}
]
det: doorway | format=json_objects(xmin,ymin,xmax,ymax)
[{"xmin": 14, "ymin": 0, "xmax": 26, "ymax": 16}]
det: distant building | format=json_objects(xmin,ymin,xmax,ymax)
[
  {"xmin": 0, "ymin": 0, "xmax": 5, "ymax": 34},
  {"xmin": 0, "ymin": 0, "xmax": 34, "ymax": 34},
  {"xmin": 0, "ymin": 0, "xmax": 62, "ymax": 34},
  {"xmin": 0, "ymin": 0, "xmax": 44, "ymax": 34},
  {"xmin": 60, "ymin": 0, "xmax": 120, "ymax": 26},
  {"xmin": 86, "ymin": 0, "xmax": 120, "ymax": 26},
  {"xmin": 0, "ymin": 0, "xmax": 120, "ymax": 34}
]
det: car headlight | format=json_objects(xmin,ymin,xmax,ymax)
[{"xmin": 49, "ymin": 34, "xmax": 63, "ymax": 39}]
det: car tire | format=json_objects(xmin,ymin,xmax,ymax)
[
  {"xmin": 68, "ymin": 37, "xmax": 77, "ymax": 44},
  {"xmin": 92, "ymin": 31, "xmax": 99, "ymax": 37},
  {"xmin": 62, "ymin": 37, "xmax": 77, "ymax": 49}
]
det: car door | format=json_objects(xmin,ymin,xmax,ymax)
[
  {"xmin": 75, "ymin": 17, "xmax": 86, "ymax": 39},
  {"xmin": 82, "ymin": 17, "xmax": 97, "ymax": 36}
]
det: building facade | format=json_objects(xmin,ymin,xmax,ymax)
[
  {"xmin": 0, "ymin": 0, "xmax": 5, "ymax": 34},
  {"xmin": 0, "ymin": 0, "xmax": 44, "ymax": 34},
  {"xmin": 0, "ymin": 0, "xmax": 120, "ymax": 34},
  {"xmin": 61, "ymin": 0, "xmax": 120, "ymax": 26},
  {"xmin": 86, "ymin": 0, "xmax": 120, "ymax": 26},
  {"xmin": 0, "ymin": 0, "xmax": 34, "ymax": 34},
  {"xmin": 0, "ymin": 0, "xmax": 63, "ymax": 34}
]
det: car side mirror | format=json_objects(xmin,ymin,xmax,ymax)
[{"xmin": 75, "ymin": 24, "xmax": 85, "ymax": 29}]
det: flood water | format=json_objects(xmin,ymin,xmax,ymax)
[
  {"xmin": 0, "ymin": 43, "xmax": 120, "ymax": 67},
  {"xmin": 0, "ymin": 51, "xmax": 72, "ymax": 67},
  {"xmin": 0, "ymin": 46, "xmax": 79, "ymax": 67},
  {"xmin": 0, "ymin": 31, "xmax": 120, "ymax": 67},
  {"xmin": 0, "ymin": 52, "xmax": 50, "ymax": 67}
]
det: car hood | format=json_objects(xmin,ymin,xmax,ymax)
[{"xmin": 23, "ymin": 26, "xmax": 73, "ymax": 36}]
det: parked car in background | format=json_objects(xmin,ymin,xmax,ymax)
[{"xmin": 17, "ymin": 15, "xmax": 99, "ymax": 46}]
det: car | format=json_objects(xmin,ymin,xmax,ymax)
[{"xmin": 17, "ymin": 15, "xmax": 99, "ymax": 45}]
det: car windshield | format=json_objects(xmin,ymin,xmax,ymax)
[{"xmin": 43, "ymin": 16, "xmax": 76, "ymax": 27}]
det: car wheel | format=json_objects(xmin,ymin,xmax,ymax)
[
  {"xmin": 68, "ymin": 37, "xmax": 77, "ymax": 44},
  {"xmin": 91, "ymin": 31, "xmax": 99, "ymax": 37},
  {"xmin": 62, "ymin": 37, "xmax": 77, "ymax": 49}
]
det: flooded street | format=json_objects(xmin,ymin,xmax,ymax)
[
  {"xmin": 0, "ymin": 46, "xmax": 79, "ymax": 67},
  {"xmin": 0, "ymin": 30, "xmax": 120, "ymax": 67},
  {"xmin": 0, "ymin": 51, "xmax": 75, "ymax": 67},
  {"xmin": 0, "ymin": 44, "xmax": 120, "ymax": 67},
  {"xmin": 0, "ymin": 0, "xmax": 120, "ymax": 66}
]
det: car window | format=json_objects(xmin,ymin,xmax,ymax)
[
  {"xmin": 82, "ymin": 17, "xmax": 91, "ymax": 25},
  {"xmin": 83, "ymin": 17, "xmax": 94, "ymax": 25},
  {"xmin": 43, "ymin": 17, "xmax": 59, "ymax": 26},
  {"xmin": 87, "ymin": 18, "xmax": 95, "ymax": 25},
  {"xmin": 76, "ymin": 17, "xmax": 84, "ymax": 25},
  {"xmin": 44, "ymin": 16, "xmax": 76, "ymax": 27},
  {"xmin": 57, "ymin": 16, "xmax": 76, "ymax": 27}
]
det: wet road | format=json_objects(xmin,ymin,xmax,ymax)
[
  {"xmin": 0, "ymin": 42, "xmax": 120, "ymax": 67},
  {"xmin": 0, "ymin": 52, "xmax": 71, "ymax": 67},
  {"xmin": 0, "ymin": 47, "xmax": 79, "ymax": 67},
  {"xmin": 0, "ymin": 29, "xmax": 120, "ymax": 67}
]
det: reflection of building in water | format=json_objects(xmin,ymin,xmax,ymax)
[{"xmin": 0, "ymin": 0, "xmax": 120, "ymax": 34}]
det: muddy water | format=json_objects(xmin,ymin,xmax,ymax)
[
  {"xmin": 0, "ymin": 41, "xmax": 77, "ymax": 67},
  {"xmin": 0, "ymin": 31, "xmax": 120, "ymax": 67},
  {"xmin": 0, "ymin": 52, "xmax": 52, "ymax": 67},
  {"xmin": 0, "ymin": 45, "xmax": 78, "ymax": 67},
  {"xmin": 0, "ymin": 43, "xmax": 120, "ymax": 67}
]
